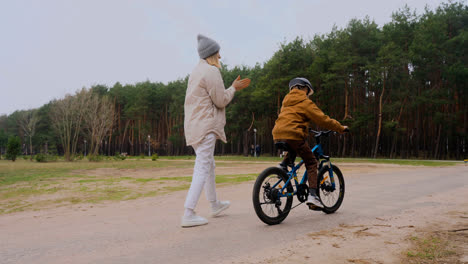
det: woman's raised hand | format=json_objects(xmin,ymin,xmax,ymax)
[{"xmin": 232, "ymin": 75, "xmax": 251, "ymax": 91}]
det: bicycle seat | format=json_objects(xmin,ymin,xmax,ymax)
[{"xmin": 274, "ymin": 142, "xmax": 290, "ymax": 151}]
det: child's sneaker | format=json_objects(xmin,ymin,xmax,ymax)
[
  {"xmin": 211, "ymin": 200, "xmax": 230, "ymax": 217},
  {"xmin": 181, "ymin": 214, "xmax": 208, "ymax": 227},
  {"xmin": 306, "ymin": 193, "xmax": 323, "ymax": 209}
]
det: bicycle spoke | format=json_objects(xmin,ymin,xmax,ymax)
[
  {"xmin": 265, "ymin": 204, "xmax": 277, "ymax": 217},
  {"xmin": 253, "ymin": 167, "xmax": 294, "ymax": 225},
  {"xmin": 319, "ymin": 169, "xmax": 343, "ymax": 210}
]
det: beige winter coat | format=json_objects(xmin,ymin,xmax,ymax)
[{"xmin": 184, "ymin": 59, "xmax": 236, "ymax": 146}]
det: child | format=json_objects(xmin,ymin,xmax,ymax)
[{"xmin": 272, "ymin": 77, "xmax": 348, "ymax": 209}]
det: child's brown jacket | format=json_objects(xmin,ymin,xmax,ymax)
[{"xmin": 272, "ymin": 89, "xmax": 345, "ymax": 140}]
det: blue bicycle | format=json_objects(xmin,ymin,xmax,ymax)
[{"xmin": 252, "ymin": 130, "xmax": 345, "ymax": 225}]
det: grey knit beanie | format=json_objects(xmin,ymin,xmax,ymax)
[{"xmin": 197, "ymin": 34, "xmax": 220, "ymax": 59}]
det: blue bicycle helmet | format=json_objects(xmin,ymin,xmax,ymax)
[{"xmin": 289, "ymin": 77, "xmax": 314, "ymax": 96}]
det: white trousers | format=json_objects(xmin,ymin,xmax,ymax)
[{"xmin": 184, "ymin": 133, "xmax": 217, "ymax": 210}]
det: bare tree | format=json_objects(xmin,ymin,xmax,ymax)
[
  {"xmin": 19, "ymin": 110, "xmax": 39, "ymax": 160},
  {"xmin": 50, "ymin": 97, "xmax": 71, "ymax": 160},
  {"xmin": 83, "ymin": 94, "xmax": 115, "ymax": 157},
  {"xmin": 49, "ymin": 88, "xmax": 91, "ymax": 161}
]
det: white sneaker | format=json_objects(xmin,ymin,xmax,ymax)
[
  {"xmin": 181, "ymin": 214, "xmax": 208, "ymax": 227},
  {"xmin": 306, "ymin": 194, "xmax": 323, "ymax": 209},
  {"xmin": 211, "ymin": 200, "xmax": 230, "ymax": 217}
]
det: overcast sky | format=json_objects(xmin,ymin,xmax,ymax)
[{"xmin": 0, "ymin": 0, "xmax": 448, "ymax": 115}]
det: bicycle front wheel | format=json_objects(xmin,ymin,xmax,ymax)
[
  {"xmin": 252, "ymin": 167, "xmax": 293, "ymax": 225},
  {"xmin": 317, "ymin": 165, "xmax": 345, "ymax": 214}
]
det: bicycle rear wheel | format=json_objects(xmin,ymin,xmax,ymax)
[
  {"xmin": 252, "ymin": 167, "xmax": 293, "ymax": 225},
  {"xmin": 317, "ymin": 165, "xmax": 345, "ymax": 214}
]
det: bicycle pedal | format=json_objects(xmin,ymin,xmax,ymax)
[{"xmin": 308, "ymin": 204, "xmax": 323, "ymax": 211}]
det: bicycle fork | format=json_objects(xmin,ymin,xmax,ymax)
[{"xmin": 319, "ymin": 160, "xmax": 336, "ymax": 191}]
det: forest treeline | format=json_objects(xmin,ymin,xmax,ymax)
[{"xmin": 1, "ymin": 2, "xmax": 467, "ymax": 160}]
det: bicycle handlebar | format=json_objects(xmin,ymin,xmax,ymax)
[
  {"xmin": 309, "ymin": 128, "xmax": 349, "ymax": 138},
  {"xmin": 309, "ymin": 129, "xmax": 333, "ymax": 137}
]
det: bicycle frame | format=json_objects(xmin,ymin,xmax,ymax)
[
  {"xmin": 272, "ymin": 133, "xmax": 337, "ymax": 198},
  {"xmin": 312, "ymin": 143, "xmax": 336, "ymax": 189}
]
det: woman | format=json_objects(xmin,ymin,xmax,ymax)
[{"xmin": 182, "ymin": 34, "xmax": 250, "ymax": 227}]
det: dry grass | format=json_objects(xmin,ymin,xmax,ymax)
[
  {"xmin": 0, "ymin": 159, "xmax": 259, "ymax": 214},
  {"xmin": 402, "ymin": 224, "xmax": 468, "ymax": 264}
]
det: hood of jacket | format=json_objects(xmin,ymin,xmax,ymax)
[{"xmin": 282, "ymin": 89, "xmax": 309, "ymax": 107}]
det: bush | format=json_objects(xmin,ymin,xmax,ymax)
[
  {"xmin": 151, "ymin": 154, "xmax": 159, "ymax": 161},
  {"xmin": 6, "ymin": 136, "xmax": 21, "ymax": 162},
  {"xmin": 75, "ymin": 154, "xmax": 84, "ymax": 161},
  {"xmin": 35, "ymin": 153, "xmax": 46, "ymax": 162},
  {"xmin": 88, "ymin": 155, "xmax": 104, "ymax": 162},
  {"xmin": 22, "ymin": 155, "xmax": 29, "ymax": 160},
  {"xmin": 35, "ymin": 153, "xmax": 58, "ymax": 162},
  {"xmin": 114, "ymin": 152, "xmax": 127, "ymax": 160}
]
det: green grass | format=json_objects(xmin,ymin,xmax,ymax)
[
  {"xmin": 216, "ymin": 174, "xmax": 258, "ymax": 183},
  {"xmin": 165, "ymin": 185, "xmax": 191, "ymax": 192},
  {"xmin": 1, "ymin": 188, "xmax": 41, "ymax": 199},
  {"xmin": 134, "ymin": 178, "xmax": 157, "ymax": 183},
  {"xmin": 161, "ymin": 155, "xmax": 196, "ymax": 160},
  {"xmin": 0, "ymin": 157, "xmax": 458, "ymax": 189},
  {"xmin": 157, "ymin": 176, "xmax": 192, "ymax": 182},
  {"xmin": 405, "ymin": 234, "xmax": 457, "ymax": 263},
  {"xmin": 84, "ymin": 187, "xmax": 134, "ymax": 203},
  {"xmin": 0, "ymin": 156, "xmax": 460, "ymax": 215},
  {"xmin": 0, "ymin": 159, "xmax": 193, "ymax": 186},
  {"xmin": 0, "ymin": 159, "xmax": 262, "ymax": 214},
  {"xmin": 0, "ymin": 159, "xmax": 193, "ymax": 214},
  {"xmin": 159, "ymin": 155, "xmax": 459, "ymax": 166},
  {"xmin": 154, "ymin": 174, "xmax": 258, "ymax": 184}
]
